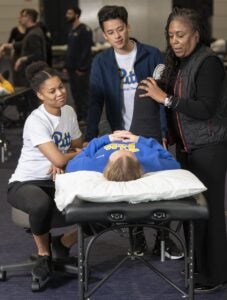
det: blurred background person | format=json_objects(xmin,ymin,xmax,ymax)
[
  {"xmin": 0, "ymin": 8, "xmax": 47, "ymax": 87},
  {"xmin": 64, "ymin": 6, "xmax": 93, "ymax": 125},
  {"xmin": 7, "ymin": 9, "xmax": 26, "ymax": 85},
  {"xmin": 8, "ymin": 9, "xmax": 26, "ymax": 45}
]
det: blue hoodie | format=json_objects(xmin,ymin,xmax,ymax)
[{"xmin": 66, "ymin": 135, "xmax": 180, "ymax": 173}]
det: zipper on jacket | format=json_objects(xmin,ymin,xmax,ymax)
[{"xmin": 174, "ymin": 71, "xmax": 189, "ymax": 152}]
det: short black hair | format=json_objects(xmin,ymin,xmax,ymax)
[
  {"xmin": 23, "ymin": 8, "xmax": 38, "ymax": 23},
  {"xmin": 67, "ymin": 6, "xmax": 81, "ymax": 17},
  {"xmin": 98, "ymin": 5, "xmax": 128, "ymax": 31}
]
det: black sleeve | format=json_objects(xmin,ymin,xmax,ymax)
[
  {"xmin": 77, "ymin": 28, "xmax": 93, "ymax": 71},
  {"xmin": 8, "ymin": 27, "xmax": 17, "ymax": 43},
  {"xmin": 25, "ymin": 35, "xmax": 45, "ymax": 64},
  {"xmin": 85, "ymin": 57, "xmax": 104, "ymax": 141},
  {"xmin": 172, "ymin": 56, "xmax": 225, "ymax": 120}
]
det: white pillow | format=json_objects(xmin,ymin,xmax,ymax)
[{"xmin": 54, "ymin": 169, "xmax": 207, "ymax": 211}]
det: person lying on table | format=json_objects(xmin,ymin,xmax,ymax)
[
  {"xmin": 66, "ymin": 130, "xmax": 181, "ymax": 257},
  {"xmin": 66, "ymin": 130, "xmax": 180, "ymax": 179}
]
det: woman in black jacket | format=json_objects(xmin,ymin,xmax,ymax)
[{"xmin": 139, "ymin": 7, "xmax": 227, "ymax": 294}]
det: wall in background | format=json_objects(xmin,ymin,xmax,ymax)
[
  {"xmin": 0, "ymin": 1, "xmax": 227, "ymax": 46},
  {"xmin": 0, "ymin": 0, "xmax": 39, "ymax": 44},
  {"xmin": 213, "ymin": 0, "xmax": 227, "ymax": 39},
  {"xmin": 79, "ymin": 0, "xmax": 171, "ymax": 52}
]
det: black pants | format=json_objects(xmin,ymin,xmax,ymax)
[
  {"xmin": 7, "ymin": 180, "xmax": 66, "ymax": 235},
  {"xmin": 176, "ymin": 141, "xmax": 227, "ymax": 285},
  {"xmin": 68, "ymin": 70, "xmax": 90, "ymax": 122}
]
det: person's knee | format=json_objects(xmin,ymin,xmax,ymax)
[{"xmin": 30, "ymin": 196, "xmax": 54, "ymax": 217}]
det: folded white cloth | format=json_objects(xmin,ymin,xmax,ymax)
[{"xmin": 54, "ymin": 169, "xmax": 207, "ymax": 211}]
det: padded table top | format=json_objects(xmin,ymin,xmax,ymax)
[{"xmin": 64, "ymin": 194, "xmax": 209, "ymax": 225}]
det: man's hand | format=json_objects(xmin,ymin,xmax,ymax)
[{"xmin": 0, "ymin": 43, "xmax": 13, "ymax": 58}]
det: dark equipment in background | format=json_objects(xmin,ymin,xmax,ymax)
[{"xmin": 41, "ymin": 0, "xmax": 78, "ymax": 45}]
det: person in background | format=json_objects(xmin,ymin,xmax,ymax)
[
  {"xmin": 85, "ymin": 5, "xmax": 182, "ymax": 259},
  {"xmin": 8, "ymin": 9, "xmax": 26, "ymax": 46},
  {"xmin": 0, "ymin": 9, "xmax": 47, "ymax": 86},
  {"xmin": 139, "ymin": 7, "xmax": 227, "ymax": 293},
  {"xmin": 7, "ymin": 61, "xmax": 83, "ymax": 285},
  {"xmin": 7, "ymin": 9, "xmax": 26, "ymax": 85},
  {"xmin": 64, "ymin": 6, "xmax": 93, "ymax": 124}
]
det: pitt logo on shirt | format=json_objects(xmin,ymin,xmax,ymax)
[
  {"xmin": 104, "ymin": 143, "xmax": 139, "ymax": 152},
  {"xmin": 52, "ymin": 131, "xmax": 71, "ymax": 148}
]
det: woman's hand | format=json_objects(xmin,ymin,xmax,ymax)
[
  {"xmin": 109, "ymin": 130, "xmax": 139, "ymax": 143},
  {"xmin": 47, "ymin": 165, "xmax": 64, "ymax": 181},
  {"xmin": 138, "ymin": 77, "xmax": 167, "ymax": 104}
]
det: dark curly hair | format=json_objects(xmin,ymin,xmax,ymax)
[
  {"xmin": 25, "ymin": 61, "xmax": 59, "ymax": 92},
  {"xmin": 159, "ymin": 7, "xmax": 210, "ymax": 94}
]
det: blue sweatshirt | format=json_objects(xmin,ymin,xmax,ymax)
[{"xmin": 66, "ymin": 135, "xmax": 180, "ymax": 173}]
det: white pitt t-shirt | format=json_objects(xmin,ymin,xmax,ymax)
[
  {"xmin": 115, "ymin": 43, "xmax": 138, "ymax": 130},
  {"xmin": 9, "ymin": 104, "xmax": 82, "ymax": 182}
]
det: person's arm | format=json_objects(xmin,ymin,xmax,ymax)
[
  {"xmin": 76, "ymin": 26, "xmax": 93, "ymax": 71},
  {"xmin": 77, "ymin": 135, "xmax": 110, "ymax": 158},
  {"xmin": 0, "ymin": 43, "xmax": 13, "ymax": 58},
  {"xmin": 137, "ymin": 135, "xmax": 180, "ymax": 170},
  {"xmin": 169, "ymin": 56, "xmax": 225, "ymax": 119},
  {"xmin": 15, "ymin": 34, "xmax": 45, "ymax": 71},
  {"xmin": 139, "ymin": 56, "xmax": 225, "ymax": 120},
  {"xmin": 154, "ymin": 149, "xmax": 181, "ymax": 170},
  {"xmin": 8, "ymin": 27, "xmax": 16, "ymax": 43},
  {"xmin": 70, "ymin": 136, "xmax": 83, "ymax": 149},
  {"xmin": 85, "ymin": 56, "xmax": 105, "ymax": 141},
  {"xmin": 65, "ymin": 135, "xmax": 110, "ymax": 172},
  {"xmin": 37, "ymin": 141, "xmax": 78, "ymax": 168}
]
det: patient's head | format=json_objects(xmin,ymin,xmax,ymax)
[{"xmin": 103, "ymin": 150, "xmax": 143, "ymax": 181}]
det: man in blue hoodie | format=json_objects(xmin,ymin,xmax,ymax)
[{"xmin": 85, "ymin": 5, "xmax": 165, "ymax": 143}]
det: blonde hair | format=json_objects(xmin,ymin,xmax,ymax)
[{"xmin": 103, "ymin": 155, "xmax": 143, "ymax": 182}]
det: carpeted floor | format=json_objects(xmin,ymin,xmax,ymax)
[{"xmin": 0, "ymin": 127, "xmax": 227, "ymax": 300}]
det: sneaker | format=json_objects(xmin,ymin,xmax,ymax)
[
  {"xmin": 31, "ymin": 255, "xmax": 51, "ymax": 281},
  {"xmin": 128, "ymin": 228, "xmax": 147, "ymax": 256},
  {"xmin": 51, "ymin": 234, "xmax": 70, "ymax": 260},
  {"xmin": 153, "ymin": 237, "xmax": 184, "ymax": 260}
]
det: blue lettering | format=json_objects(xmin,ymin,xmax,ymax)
[
  {"xmin": 119, "ymin": 68, "xmax": 137, "ymax": 85},
  {"xmin": 52, "ymin": 131, "xmax": 71, "ymax": 148}
]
